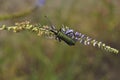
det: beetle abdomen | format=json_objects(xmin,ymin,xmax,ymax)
[{"xmin": 57, "ymin": 31, "xmax": 76, "ymax": 46}]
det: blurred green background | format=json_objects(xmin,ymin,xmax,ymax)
[{"xmin": 0, "ymin": 0, "xmax": 120, "ymax": 80}]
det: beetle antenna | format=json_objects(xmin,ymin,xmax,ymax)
[{"xmin": 44, "ymin": 16, "xmax": 56, "ymax": 30}]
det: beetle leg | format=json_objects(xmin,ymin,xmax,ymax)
[{"xmin": 55, "ymin": 35, "xmax": 61, "ymax": 42}]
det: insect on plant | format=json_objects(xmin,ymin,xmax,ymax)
[
  {"xmin": 45, "ymin": 16, "xmax": 76, "ymax": 46},
  {"xmin": 45, "ymin": 16, "xmax": 119, "ymax": 54},
  {"xmin": 0, "ymin": 16, "xmax": 119, "ymax": 54}
]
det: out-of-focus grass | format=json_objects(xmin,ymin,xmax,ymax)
[{"xmin": 0, "ymin": 0, "xmax": 120, "ymax": 80}]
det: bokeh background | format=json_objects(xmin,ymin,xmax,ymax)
[{"xmin": 0, "ymin": 0, "xmax": 120, "ymax": 80}]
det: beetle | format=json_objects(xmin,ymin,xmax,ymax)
[{"xmin": 45, "ymin": 16, "xmax": 76, "ymax": 46}]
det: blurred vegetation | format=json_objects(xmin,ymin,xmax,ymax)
[{"xmin": 0, "ymin": 0, "xmax": 120, "ymax": 80}]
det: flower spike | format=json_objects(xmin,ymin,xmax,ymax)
[{"xmin": 0, "ymin": 21, "xmax": 119, "ymax": 54}]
